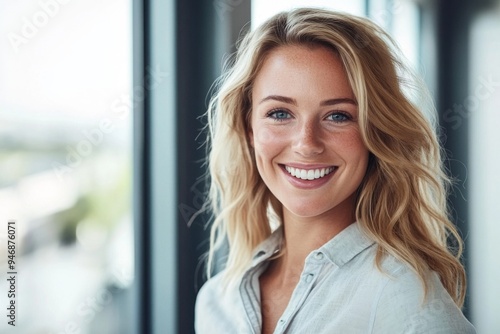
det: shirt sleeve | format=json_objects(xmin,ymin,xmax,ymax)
[{"xmin": 370, "ymin": 269, "xmax": 476, "ymax": 334}]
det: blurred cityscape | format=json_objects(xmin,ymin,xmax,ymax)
[{"xmin": 0, "ymin": 0, "xmax": 135, "ymax": 333}]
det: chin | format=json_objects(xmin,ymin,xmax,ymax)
[
  {"xmin": 283, "ymin": 202, "xmax": 330, "ymax": 219},
  {"xmin": 280, "ymin": 194, "xmax": 356, "ymax": 222}
]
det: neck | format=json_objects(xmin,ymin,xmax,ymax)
[{"xmin": 271, "ymin": 197, "xmax": 356, "ymax": 286}]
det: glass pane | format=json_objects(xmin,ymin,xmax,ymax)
[
  {"xmin": 0, "ymin": 0, "xmax": 134, "ymax": 333},
  {"xmin": 251, "ymin": 0, "xmax": 365, "ymax": 29},
  {"xmin": 390, "ymin": 1, "xmax": 419, "ymax": 71},
  {"xmin": 469, "ymin": 7, "xmax": 500, "ymax": 334}
]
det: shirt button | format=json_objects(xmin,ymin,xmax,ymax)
[
  {"xmin": 254, "ymin": 250, "xmax": 266, "ymax": 258},
  {"xmin": 315, "ymin": 252, "xmax": 324, "ymax": 260},
  {"xmin": 305, "ymin": 273, "xmax": 314, "ymax": 283}
]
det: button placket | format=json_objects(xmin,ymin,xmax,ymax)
[
  {"xmin": 275, "ymin": 255, "xmax": 325, "ymax": 333},
  {"xmin": 305, "ymin": 273, "xmax": 314, "ymax": 283},
  {"xmin": 274, "ymin": 318, "xmax": 287, "ymax": 334},
  {"xmin": 302, "ymin": 252, "xmax": 325, "ymax": 286}
]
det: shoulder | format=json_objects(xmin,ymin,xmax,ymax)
[
  {"xmin": 195, "ymin": 271, "xmax": 247, "ymax": 333},
  {"xmin": 195, "ymin": 271, "xmax": 227, "ymax": 319},
  {"xmin": 369, "ymin": 256, "xmax": 476, "ymax": 333},
  {"xmin": 196, "ymin": 271, "xmax": 225, "ymax": 301}
]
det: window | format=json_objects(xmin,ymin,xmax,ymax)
[
  {"xmin": 252, "ymin": 0, "xmax": 365, "ymax": 28},
  {"xmin": 0, "ymin": 0, "xmax": 134, "ymax": 332},
  {"xmin": 469, "ymin": 7, "xmax": 500, "ymax": 333}
]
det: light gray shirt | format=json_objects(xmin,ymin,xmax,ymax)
[{"xmin": 195, "ymin": 222, "xmax": 476, "ymax": 333}]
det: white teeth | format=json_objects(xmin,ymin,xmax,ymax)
[{"xmin": 284, "ymin": 166, "xmax": 335, "ymax": 180}]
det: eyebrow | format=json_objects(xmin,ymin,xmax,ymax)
[{"xmin": 258, "ymin": 95, "xmax": 357, "ymax": 106}]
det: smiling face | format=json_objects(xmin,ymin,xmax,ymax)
[{"xmin": 249, "ymin": 44, "xmax": 369, "ymax": 224}]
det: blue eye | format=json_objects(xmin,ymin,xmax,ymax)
[
  {"xmin": 327, "ymin": 112, "xmax": 351, "ymax": 123},
  {"xmin": 267, "ymin": 109, "xmax": 291, "ymax": 122}
]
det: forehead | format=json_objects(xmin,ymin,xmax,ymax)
[{"xmin": 252, "ymin": 44, "xmax": 354, "ymax": 100}]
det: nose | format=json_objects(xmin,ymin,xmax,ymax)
[{"xmin": 292, "ymin": 120, "xmax": 324, "ymax": 157}]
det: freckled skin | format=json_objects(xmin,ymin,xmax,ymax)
[{"xmin": 249, "ymin": 45, "xmax": 369, "ymax": 222}]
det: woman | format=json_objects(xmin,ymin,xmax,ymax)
[{"xmin": 195, "ymin": 8, "xmax": 475, "ymax": 334}]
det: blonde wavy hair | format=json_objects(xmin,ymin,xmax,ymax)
[{"xmin": 205, "ymin": 8, "xmax": 466, "ymax": 307}]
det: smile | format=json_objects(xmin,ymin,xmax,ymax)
[{"xmin": 284, "ymin": 165, "xmax": 336, "ymax": 180}]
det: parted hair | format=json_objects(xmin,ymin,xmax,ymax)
[{"xmin": 205, "ymin": 8, "xmax": 466, "ymax": 306}]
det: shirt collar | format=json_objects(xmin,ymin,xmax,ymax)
[
  {"xmin": 316, "ymin": 222, "xmax": 375, "ymax": 267},
  {"xmin": 250, "ymin": 226, "xmax": 283, "ymax": 267},
  {"xmin": 250, "ymin": 222, "xmax": 375, "ymax": 268}
]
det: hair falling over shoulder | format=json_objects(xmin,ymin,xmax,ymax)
[{"xmin": 204, "ymin": 8, "xmax": 466, "ymax": 307}]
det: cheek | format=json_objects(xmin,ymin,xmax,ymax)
[
  {"xmin": 253, "ymin": 126, "xmax": 289, "ymax": 164},
  {"xmin": 349, "ymin": 136, "xmax": 370, "ymax": 174},
  {"xmin": 254, "ymin": 126, "xmax": 281, "ymax": 146},
  {"xmin": 351, "ymin": 137, "xmax": 368, "ymax": 159},
  {"xmin": 335, "ymin": 130, "xmax": 369, "ymax": 164}
]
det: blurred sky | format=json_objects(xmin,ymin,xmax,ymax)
[{"xmin": 0, "ymin": 0, "xmax": 131, "ymax": 123}]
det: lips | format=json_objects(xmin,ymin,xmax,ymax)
[{"xmin": 284, "ymin": 165, "xmax": 336, "ymax": 180}]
